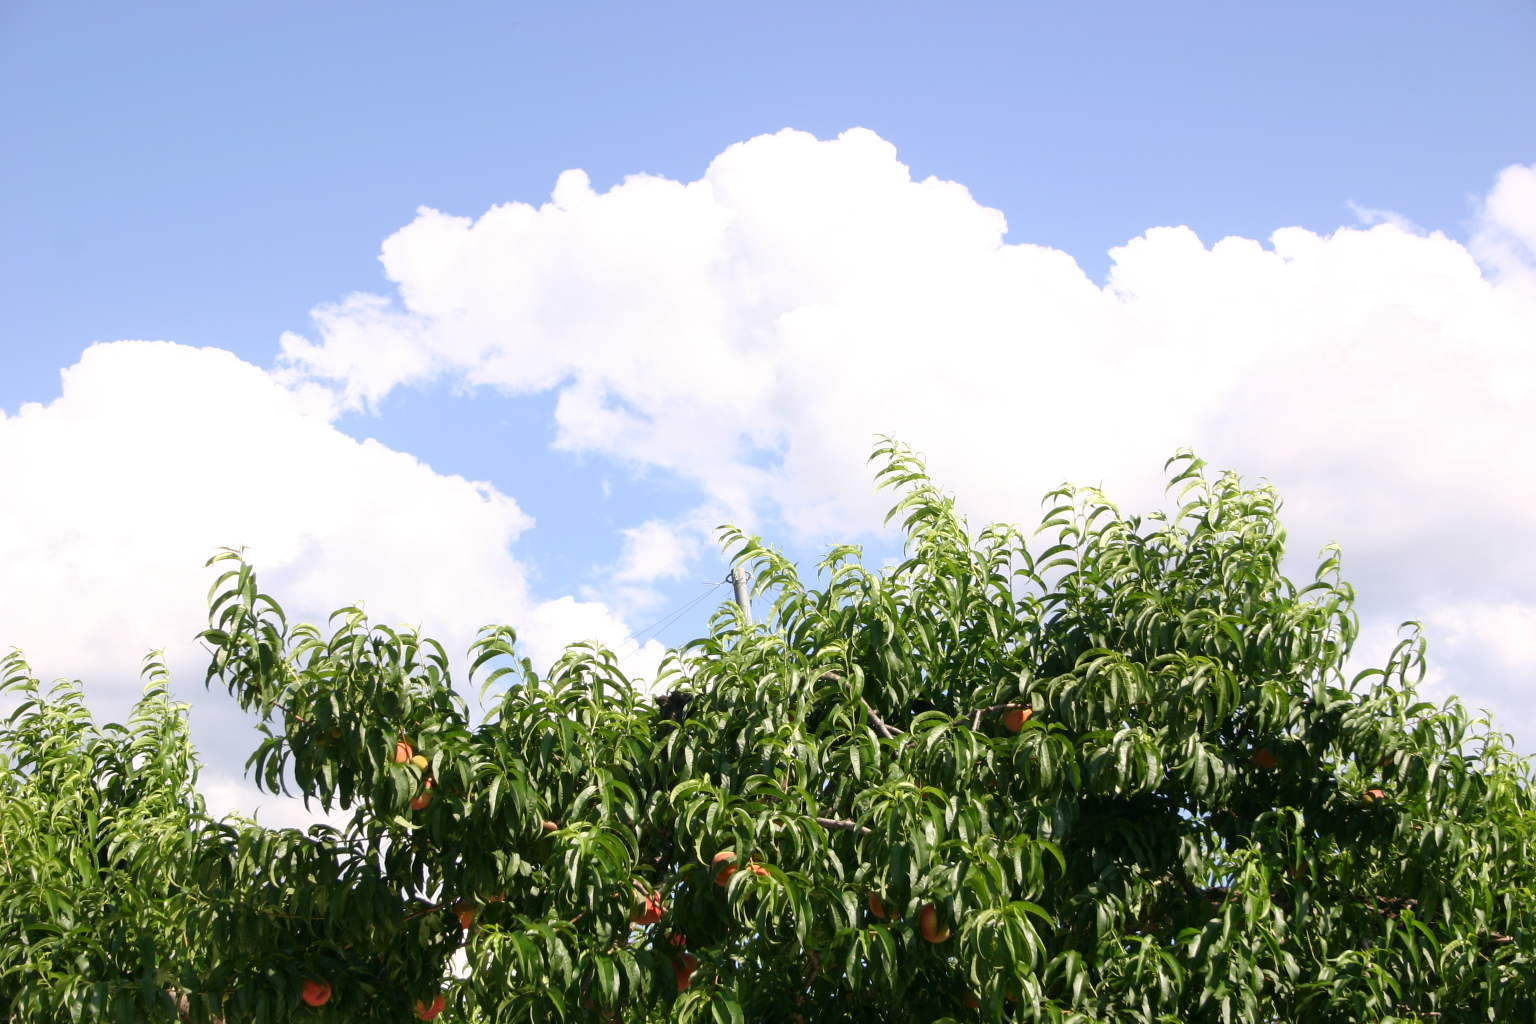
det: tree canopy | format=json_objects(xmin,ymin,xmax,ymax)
[{"xmin": 3, "ymin": 444, "xmax": 1533, "ymax": 1023}]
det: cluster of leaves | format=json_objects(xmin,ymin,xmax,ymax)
[
  {"xmin": 666, "ymin": 446, "xmax": 1536, "ymax": 1022},
  {"xmin": 0, "ymin": 656, "xmax": 211, "ymax": 1020},
  {"xmin": 2, "ymin": 442, "xmax": 1533, "ymax": 1022}
]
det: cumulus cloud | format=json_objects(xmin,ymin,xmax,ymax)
[
  {"xmin": 275, "ymin": 128, "xmax": 1536, "ymax": 743},
  {"xmin": 1473, "ymin": 163, "xmax": 1536, "ymax": 288},
  {"xmin": 612, "ymin": 519, "xmax": 698, "ymax": 587},
  {"xmin": 0, "ymin": 341, "xmax": 665, "ymax": 820}
]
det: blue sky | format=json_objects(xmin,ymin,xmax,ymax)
[
  {"xmin": 3, "ymin": 0, "xmax": 1534, "ymax": 821},
  {"xmin": 7, "ymin": 0, "xmax": 1532, "ymax": 396}
]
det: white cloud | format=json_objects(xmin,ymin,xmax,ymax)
[
  {"xmin": 0, "ymin": 340, "xmax": 666, "ymax": 814},
  {"xmin": 1474, "ymin": 163, "xmax": 1536, "ymax": 287},
  {"xmin": 275, "ymin": 128, "xmax": 1536, "ymax": 745},
  {"xmin": 520, "ymin": 595, "xmax": 666, "ymax": 688},
  {"xmin": 1428, "ymin": 602, "xmax": 1536, "ymax": 677},
  {"xmin": 1346, "ymin": 200, "xmax": 1421, "ymax": 233},
  {"xmin": 1361, "ymin": 602, "xmax": 1536, "ymax": 749},
  {"xmin": 1, "ymin": 341, "xmax": 530, "ymax": 692},
  {"xmin": 199, "ymin": 772, "xmax": 354, "ymax": 831},
  {"xmin": 587, "ymin": 515, "xmax": 718, "ymax": 633},
  {"xmin": 614, "ymin": 519, "xmax": 695, "ymax": 585}
]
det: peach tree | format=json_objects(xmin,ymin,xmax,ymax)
[{"xmin": 2, "ymin": 443, "xmax": 1533, "ymax": 1022}]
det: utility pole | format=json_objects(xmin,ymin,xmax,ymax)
[{"xmin": 728, "ymin": 566, "xmax": 752, "ymax": 625}]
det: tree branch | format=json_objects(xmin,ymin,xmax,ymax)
[
  {"xmin": 861, "ymin": 699, "xmax": 901, "ymax": 739},
  {"xmin": 814, "ymin": 816, "xmax": 873, "ymax": 835},
  {"xmin": 816, "ymin": 671, "xmax": 903, "ymax": 738},
  {"xmin": 820, "ymin": 670, "xmax": 1026, "ymax": 737}
]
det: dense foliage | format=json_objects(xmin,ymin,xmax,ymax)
[{"xmin": 3, "ymin": 444, "xmax": 1533, "ymax": 1022}]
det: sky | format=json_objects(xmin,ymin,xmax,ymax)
[{"xmin": 2, "ymin": 0, "xmax": 1534, "ymax": 825}]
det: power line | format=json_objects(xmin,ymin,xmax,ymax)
[{"xmin": 613, "ymin": 581, "xmax": 725, "ymax": 655}]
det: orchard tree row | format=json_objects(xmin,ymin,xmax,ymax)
[{"xmin": 3, "ymin": 443, "xmax": 1533, "ymax": 1022}]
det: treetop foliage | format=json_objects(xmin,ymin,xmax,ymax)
[{"xmin": 2, "ymin": 441, "xmax": 1532, "ymax": 1022}]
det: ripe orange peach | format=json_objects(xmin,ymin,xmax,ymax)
[
  {"xmin": 711, "ymin": 850, "xmax": 737, "ymax": 886},
  {"xmin": 674, "ymin": 953, "xmax": 699, "ymax": 991},
  {"xmin": 918, "ymin": 903, "xmax": 951, "ymax": 943},
  {"xmin": 300, "ymin": 978, "xmax": 331, "ymax": 1007},
  {"xmin": 867, "ymin": 893, "xmax": 890, "ymax": 920},
  {"xmin": 630, "ymin": 886, "xmax": 664, "ymax": 926},
  {"xmin": 1002, "ymin": 707, "xmax": 1032, "ymax": 732}
]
